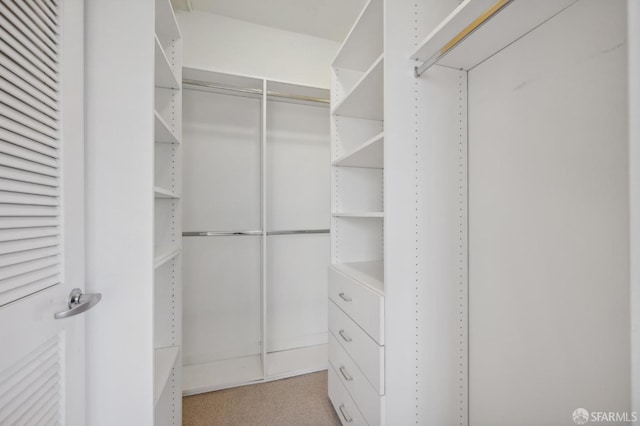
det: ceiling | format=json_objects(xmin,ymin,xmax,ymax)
[{"xmin": 170, "ymin": 0, "xmax": 366, "ymax": 42}]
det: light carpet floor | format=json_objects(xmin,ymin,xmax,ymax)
[{"xmin": 183, "ymin": 370, "xmax": 341, "ymax": 426}]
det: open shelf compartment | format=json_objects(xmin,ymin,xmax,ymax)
[
  {"xmin": 155, "ymin": 36, "xmax": 180, "ymax": 90},
  {"xmin": 155, "ymin": 0, "xmax": 181, "ymax": 41},
  {"xmin": 332, "ymin": 0, "xmax": 383, "ymax": 71},
  {"xmin": 154, "ymin": 110, "xmax": 179, "ymax": 144},
  {"xmin": 332, "ymin": 54, "xmax": 383, "ymax": 120},
  {"xmin": 332, "ymin": 132, "xmax": 383, "ymax": 168}
]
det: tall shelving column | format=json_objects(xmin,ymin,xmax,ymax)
[
  {"xmin": 154, "ymin": 0, "xmax": 182, "ymax": 424},
  {"xmin": 328, "ymin": 0, "xmax": 385, "ymax": 424},
  {"xmin": 330, "ymin": 0, "xmax": 384, "ymax": 282}
]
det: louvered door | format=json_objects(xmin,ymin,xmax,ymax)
[{"xmin": 0, "ymin": 0, "xmax": 87, "ymax": 425}]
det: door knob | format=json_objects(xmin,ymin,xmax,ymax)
[{"xmin": 54, "ymin": 288, "xmax": 102, "ymax": 319}]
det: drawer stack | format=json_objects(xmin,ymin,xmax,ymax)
[{"xmin": 328, "ymin": 266, "xmax": 384, "ymax": 425}]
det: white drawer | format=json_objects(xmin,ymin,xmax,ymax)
[
  {"xmin": 329, "ymin": 300, "xmax": 384, "ymax": 394},
  {"xmin": 329, "ymin": 266, "xmax": 384, "ymax": 345},
  {"xmin": 328, "ymin": 364, "xmax": 368, "ymax": 426},
  {"xmin": 329, "ymin": 333, "xmax": 382, "ymax": 425}
]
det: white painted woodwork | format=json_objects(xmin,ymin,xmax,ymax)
[
  {"xmin": 0, "ymin": 0, "xmax": 86, "ymax": 424},
  {"xmin": 86, "ymin": 0, "xmax": 183, "ymax": 423}
]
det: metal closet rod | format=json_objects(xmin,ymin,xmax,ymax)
[
  {"xmin": 183, "ymin": 229, "xmax": 330, "ymax": 237},
  {"xmin": 183, "ymin": 79, "xmax": 330, "ymax": 104}
]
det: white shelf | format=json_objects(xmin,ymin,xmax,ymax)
[
  {"xmin": 154, "ymin": 186, "xmax": 179, "ymax": 199},
  {"xmin": 332, "ymin": 0, "xmax": 383, "ymax": 71},
  {"xmin": 183, "ymin": 355, "xmax": 263, "ymax": 396},
  {"xmin": 332, "ymin": 132, "xmax": 384, "ymax": 168},
  {"xmin": 332, "ymin": 261, "xmax": 384, "ymax": 296},
  {"xmin": 154, "ymin": 246, "xmax": 181, "ymax": 269},
  {"xmin": 155, "ymin": 0, "xmax": 181, "ymax": 40},
  {"xmin": 154, "ymin": 110, "xmax": 179, "ymax": 144},
  {"xmin": 411, "ymin": 0, "xmax": 577, "ymax": 72},
  {"xmin": 332, "ymin": 212, "xmax": 384, "ymax": 218},
  {"xmin": 332, "ymin": 54, "xmax": 383, "ymax": 121},
  {"xmin": 154, "ymin": 346, "xmax": 180, "ymax": 406},
  {"xmin": 155, "ymin": 36, "xmax": 180, "ymax": 90}
]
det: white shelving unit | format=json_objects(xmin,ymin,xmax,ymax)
[
  {"xmin": 329, "ymin": 0, "xmax": 385, "ymax": 424},
  {"xmin": 153, "ymin": 0, "xmax": 182, "ymax": 424},
  {"xmin": 84, "ymin": 0, "xmax": 184, "ymax": 422}
]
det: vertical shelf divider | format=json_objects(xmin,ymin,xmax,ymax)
[{"xmin": 261, "ymin": 79, "xmax": 268, "ymax": 379}]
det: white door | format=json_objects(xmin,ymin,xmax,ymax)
[{"xmin": 0, "ymin": 1, "xmax": 92, "ymax": 425}]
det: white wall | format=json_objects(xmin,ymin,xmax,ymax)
[
  {"xmin": 630, "ymin": 0, "xmax": 640, "ymax": 422},
  {"xmin": 176, "ymin": 10, "xmax": 340, "ymax": 88}
]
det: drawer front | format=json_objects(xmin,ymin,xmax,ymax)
[
  {"xmin": 329, "ymin": 333, "xmax": 382, "ymax": 425},
  {"xmin": 328, "ymin": 364, "xmax": 368, "ymax": 426},
  {"xmin": 328, "ymin": 267, "xmax": 384, "ymax": 345},
  {"xmin": 329, "ymin": 300, "xmax": 384, "ymax": 394}
]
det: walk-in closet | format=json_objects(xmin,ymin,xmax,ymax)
[
  {"xmin": 84, "ymin": 0, "xmax": 638, "ymax": 424},
  {"xmin": 0, "ymin": 0, "xmax": 636, "ymax": 425}
]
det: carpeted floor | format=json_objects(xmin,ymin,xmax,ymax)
[{"xmin": 183, "ymin": 370, "xmax": 341, "ymax": 426}]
